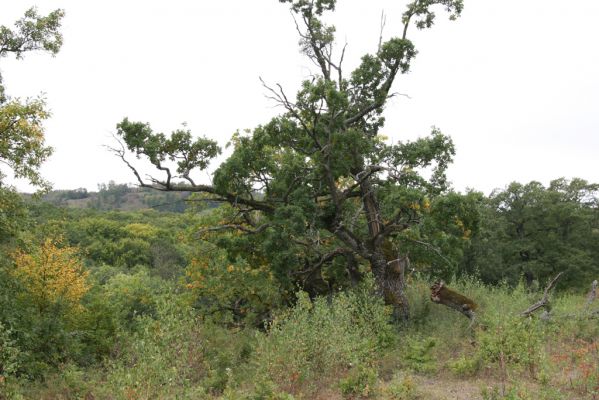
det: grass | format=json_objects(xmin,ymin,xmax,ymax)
[{"xmin": 3, "ymin": 276, "xmax": 598, "ymax": 399}]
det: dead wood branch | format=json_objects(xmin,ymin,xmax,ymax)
[{"xmin": 520, "ymin": 272, "xmax": 564, "ymax": 317}]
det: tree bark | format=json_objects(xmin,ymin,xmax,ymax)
[
  {"xmin": 370, "ymin": 251, "xmax": 410, "ymax": 321},
  {"xmin": 359, "ymin": 178, "xmax": 410, "ymax": 320}
]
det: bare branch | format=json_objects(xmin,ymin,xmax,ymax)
[
  {"xmin": 108, "ymin": 136, "xmax": 276, "ymax": 214},
  {"xmin": 378, "ymin": 10, "xmax": 387, "ymax": 52},
  {"xmin": 521, "ymin": 272, "xmax": 564, "ymax": 317}
]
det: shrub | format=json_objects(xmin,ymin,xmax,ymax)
[
  {"xmin": 253, "ymin": 276, "xmax": 393, "ymax": 394},
  {"xmin": 102, "ymin": 294, "xmax": 254, "ymax": 398},
  {"xmin": 447, "ymin": 354, "xmax": 481, "ymax": 377},
  {"xmin": 0, "ymin": 321, "xmax": 21, "ymax": 379},
  {"xmin": 338, "ymin": 363, "xmax": 379, "ymax": 398},
  {"xmin": 384, "ymin": 373, "xmax": 421, "ymax": 400},
  {"xmin": 477, "ymin": 315, "xmax": 544, "ymax": 377},
  {"xmin": 402, "ymin": 337, "xmax": 437, "ymax": 374}
]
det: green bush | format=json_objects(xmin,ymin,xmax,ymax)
[
  {"xmin": 447, "ymin": 354, "xmax": 481, "ymax": 377},
  {"xmin": 253, "ymin": 277, "xmax": 393, "ymax": 394},
  {"xmin": 0, "ymin": 321, "xmax": 21, "ymax": 379},
  {"xmin": 477, "ymin": 315, "xmax": 544, "ymax": 376},
  {"xmin": 402, "ymin": 337, "xmax": 437, "ymax": 374},
  {"xmin": 101, "ymin": 294, "xmax": 254, "ymax": 398},
  {"xmin": 384, "ymin": 373, "xmax": 421, "ymax": 400},
  {"xmin": 338, "ymin": 363, "xmax": 379, "ymax": 398}
]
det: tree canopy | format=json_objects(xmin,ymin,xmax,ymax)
[
  {"xmin": 115, "ymin": 0, "xmax": 470, "ymax": 318},
  {"xmin": 0, "ymin": 6, "xmax": 64, "ymax": 191}
]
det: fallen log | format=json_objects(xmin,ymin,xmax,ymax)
[
  {"xmin": 520, "ymin": 272, "xmax": 563, "ymax": 317},
  {"xmin": 430, "ymin": 281, "xmax": 477, "ymax": 320}
]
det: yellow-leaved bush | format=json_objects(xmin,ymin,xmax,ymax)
[{"xmin": 11, "ymin": 238, "xmax": 89, "ymax": 311}]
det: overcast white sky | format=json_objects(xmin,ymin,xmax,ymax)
[{"xmin": 2, "ymin": 0, "xmax": 599, "ymax": 195}]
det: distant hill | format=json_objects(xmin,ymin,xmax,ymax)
[{"xmin": 37, "ymin": 182, "xmax": 193, "ymax": 212}]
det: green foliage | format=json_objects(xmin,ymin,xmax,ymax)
[
  {"xmin": 464, "ymin": 179, "xmax": 599, "ymax": 289},
  {"xmin": 338, "ymin": 363, "xmax": 379, "ymax": 399},
  {"xmin": 116, "ymin": 119, "xmax": 221, "ymax": 175},
  {"xmin": 401, "ymin": 337, "xmax": 437, "ymax": 374},
  {"xmin": 384, "ymin": 373, "xmax": 421, "ymax": 400},
  {"xmin": 0, "ymin": 6, "xmax": 64, "ymax": 189},
  {"xmin": 102, "ymin": 268, "xmax": 168, "ymax": 328},
  {"xmin": 101, "ymin": 295, "xmax": 254, "ymax": 398},
  {"xmin": 477, "ymin": 316, "xmax": 544, "ymax": 375},
  {"xmin": 232, "ymin": 378, "xmax": 296, "ymax": 400},
  {"xmin": 447, "ymin": 354, "xmax": 481, "ymax": 377},
  {"xmin": 0, "ymin": 98, "xmax": 53, "ymax": 191},
  {"xmin": 0, "ymin": 188, "xmax": 28, "ymax": 242},
  {"xmin": 0, "ymin": 321, "xmax": 21, "ymax": 380},
  {"xmin": 115, "ymin": 0, "xmax": 468, "ymax": 318},
  {"xmin": 104, "ymin": 297, "xmax": 207, "ymax": 397},
  {"xmin": 0, "ymin": 7, "xmax": 64, "ymax": 60},
  {"xmin": 253, "ymin": 279, "xmax": 393, "ymax": 394},
  {"xmin": 57, "ymin": 207, "xmax": 190, "ymax": 274},
  {"xmin": 185, "ymin": 207, "xmax": 285, "ymax": 326}
]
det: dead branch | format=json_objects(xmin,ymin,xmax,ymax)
[
  {"xmin": 520, "ymin": 272, "xmax": 564, "ymax": 317},
  {"xmin": 377, "ymin": 10, "xmax": 387, "ymax": 52}
]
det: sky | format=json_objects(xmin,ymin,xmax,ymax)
[{"xmin": 2, "ymin": 0, "xmax": 599, "ymax": 195}]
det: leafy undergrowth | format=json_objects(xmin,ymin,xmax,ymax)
[{"xmin": 3, "ymin": 277, "xmax": 598, "ymax": 400}]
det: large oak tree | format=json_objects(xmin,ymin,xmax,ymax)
[{"xmin": 115, "ymin": 0, "xmax": 467, "ymax": 319}]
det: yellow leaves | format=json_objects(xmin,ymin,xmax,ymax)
[
  {"xmin": 335, "ymin": 176, "xmax": 354, "ymax": 190},
  {"xmin": 124, "ymin": 223, "xmax": 159, "ymax": 239},
  {"xmin": 11, "ymin": 237, "xmax": 89, "ymax": 311},
  {"xmin": 227, "ymin": 264, "xmax": 235, "ymax": 272},
  {"xmin": 454, "ymin": 217, "xmax": 471, "ymax": 240},
  {"xmin": 0, "ymin": 97, "xmax": 53, "ymax": 189},
  {"xmin": 408, "ymin": 198, "xmax": 430, "ymax": 212},
  {"xmin": 408, "ymin": 202, "xmax": 421, "ymax": 211},
  {"xmin": 423, "ymin": 198, "xmax": 431, "ymax": 210}
]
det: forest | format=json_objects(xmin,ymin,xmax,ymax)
[{"xmin": 1, "ymin": 1, "xmax": 598, "ymax": 399}]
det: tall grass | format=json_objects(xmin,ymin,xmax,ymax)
[{"xmin": 8, "ymin": 275, "xmax": 597, "ymax": 399}]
